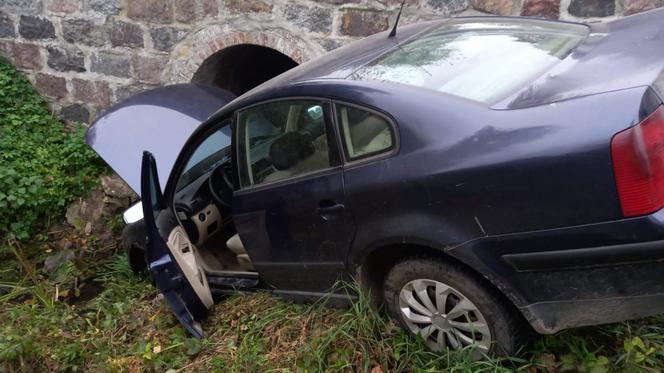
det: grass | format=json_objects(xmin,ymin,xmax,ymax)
[{"xmin": 2, "ymin": 239, "xmax": 664, "ymax": 372}]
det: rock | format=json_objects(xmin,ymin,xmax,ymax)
[
  {"xmin": 0, "ymin": 13, "xmax": 15, "ymax": 38},
  {"xmin": 316, "ymin": 0, "xmax": 361, "ymax": 3},
  {"xmin": 34, "ymin": 73, "xmax": 67, "ymax": 99},
  {"xmin": 44, "ymin": 249, "xmax": 75, "ymax": 273},
  {"xmin": 66, "ymin": 188, "xmax": 105, "ymax": 233},
  {"xmin": 133, "ymin": 54, "xmax": 168, "ymax": 84},
  {"xmin": 339, "ymin": 9, "xmax": 390, "ymax": 37},
  {"xmin": 60, "ymin": 103, "xmax": 90, "ymax": 123},
  {"xmin": 315, "ymin": 37, "xmax": 344, "ymax": 52},
  {"xmin": 12, "ymin": 42, "xmax": 42, "ymax": 70},
  {"xmin": 18, "ymin": 15, "xmax": 55, "ymax": 39},
  {"xmin": 72, "ymin": 78, "xmax": 111, "ymax": 106},
  {"xmin": 66, "ymin": 175, "xmax": 136, "ymax": 235},
  {"xmin": 521, "ymin": 0, "xmax": 560, "ymax": 18},
  {"xmin": 101, "ymin": 174, "xmax": 137, "ymax": 202},
  {"xmin": 46, "ymin": 0, "xmax": 79, "ymax": 13},
  {"xmin": 470, "ymin": 0, "xmax": 517, "ymax": 15},
  {"xmin": 1, "ymin": 0, "xmax": 43, "ymax": 14},
  {"xmin": 113, "ymin": 83, "xmax": 152, "ymax": 102},
  {"xmin": 109, "ymin": 20, "xmax": 144, "ymax": 48},
  {"xmin": 200, "ymin": 0, "xmax": 218, "ymax": 17},
  {"xmin": 150, "ymin": 26, "xmax": 187, "ymax": 52},
  {"xmin": 427, "ymin": 0, "xmax": 469, "ymax": 13},
  {"xmin": 46, "ymin": 45, "xmax": 86, "ymax": 72},
  {"xmin": 91, "ymin": 51, "xmax": 131, "ymax": 78},
  {"xmin": 54, "ymin": 237, "xmax": 73, "ymax": 251},
  {"xmin": 568, "ymin": 0, "xmax": 615, "ymax": 16},
  {"xmin": 87, "ymin": 0, "xmax": 120, "ymax": 15},
  {"xmin": 173, "ymin": 0, "xmax": 219, "ymax": 22},
  {"xmin": 175, "ymin": 0, "xmax": 196, "ymax": 23},
  {"xmin": 127, "ymin": 0, "xmax": 174, "ymax": 24},
  {"xmin": 224, "ymin": 0, "xmax": 272, "ymax": 13},
  {"xmin": 622, "ymin": 0, "xmax": 664, "ymax": 15},
  {"xmin": 62, "ymin": 18, "xmax": 106, "ymax": 47},
  {"xmin": 281, "ymin": 4, "xmax": 333, "ymax": 34},
  {"xmin": 0, "ymin": 40, "xmax": 12, "ymax": 58}
]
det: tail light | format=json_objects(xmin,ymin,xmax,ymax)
[{"xmin": 611, "ymin": 105, "xmax": 664, "ymax": 217}]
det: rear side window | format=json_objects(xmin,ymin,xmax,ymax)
[
  {"xmin": 336, "ymin": 104, "xmax": 395, "ymax": 161},
  {"xmin": 350, "ymin": 19, "xmax": 588, "ymax": 104}
]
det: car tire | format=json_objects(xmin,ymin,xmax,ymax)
[
  {"xmin": 121, "ymin": 221, "xmax": 148, "ymax": 275},
  {"xmin": 383, "ymin": 256, "xmax": 526, "ymax": 357}
]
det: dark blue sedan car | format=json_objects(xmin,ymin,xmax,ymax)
[{"xmin": 88, "ymin": 9, "xmax": 664, "ymax": 355}]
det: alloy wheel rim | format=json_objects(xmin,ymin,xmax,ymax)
[{"xmin": 398, "ymin": 279, "xmax": 491, "ymax": 353}]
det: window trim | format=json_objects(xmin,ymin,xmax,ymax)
[
  {"xmin": 234, "ymin": 96, "xmax": 343, "ymax": 191},
  {"xmin": 332, "ymin": 100, "xmax": 400, "ymax": 166}
]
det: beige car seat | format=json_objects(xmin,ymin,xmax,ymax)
[{"xmin": 226, "ymin": 233, "xmax": 254, "ymax": 271}]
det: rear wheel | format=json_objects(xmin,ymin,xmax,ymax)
[{"xmin": 383, "ymin": 257, "xmax": 525, "ymax": 356}]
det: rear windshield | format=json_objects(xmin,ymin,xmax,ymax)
[{"xmin": 349, "ymin": 19, "xmax": 588, "ymax": 104}]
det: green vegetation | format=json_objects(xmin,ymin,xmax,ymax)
[
  {"xmin": 3, "ymin": 248, "xmax": 664, "ymax": 372},
  {"xmin": 2, "ymin": 55, "xmax": 664, "ymax": 372},
  {"xmin": 0, "ymin": 58, "xmax": 102, "ymax": 241}
]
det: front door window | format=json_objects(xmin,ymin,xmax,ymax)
[{"xmin": 236, "ymin": 99, "xmax": 340, "ymax": 187}]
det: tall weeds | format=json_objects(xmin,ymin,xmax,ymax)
[{"xmin": 4, "ymin": 240, "xmax": 54, "ymax": 310}]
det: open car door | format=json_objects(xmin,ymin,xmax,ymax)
[{"xmin": 141, "ymin": 151, "xmax": 213, "ymax": 338}]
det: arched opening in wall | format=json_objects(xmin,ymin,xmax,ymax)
[{"xmin": 191, "ymin": 44, "xmax": 299, "ymax": 96}]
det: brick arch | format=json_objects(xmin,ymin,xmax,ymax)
[{"xmin": 163, "ymin": 24, "xmax": 325, "ymax": 85}]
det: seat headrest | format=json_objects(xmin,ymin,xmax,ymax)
[{"xmin": 269, "ymin": 132, "xmax": 315, "ymax": 170}]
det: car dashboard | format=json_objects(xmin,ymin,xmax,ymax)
[{"xmin": 174, "ymin": 159, "xmax": 232, "ymax": 247}]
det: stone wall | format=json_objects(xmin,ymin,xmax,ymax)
[{"xmin": 0, "ymin": 0, "xmax": 662, "ymax": 124}]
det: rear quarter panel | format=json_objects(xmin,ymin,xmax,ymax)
[{"xmin": 339, "ymin": 82, "xmax": 650, "ymax": 278}]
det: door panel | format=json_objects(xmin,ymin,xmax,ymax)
[
  {"xmin": 232, "ymin": 98, "xmax": 355, "ymax": 292},
  {"xmin": 233, "ymin": 168, "xmax": 354, "ymax": 291},
  {"xmin": 141, "ymin": 151, "xmax": 211, "ymax": 338},
  {"xmin": 166, "ymin": 226, "xmax": 214, "ymax": 307}
]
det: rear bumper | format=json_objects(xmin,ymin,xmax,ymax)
[
  {"xmin": 524, "ymin": 293, "xmax": 664, "ymax": 334},
  {"xmin": 448, "ymin": 209, "xmax": 664, "ymax": 334}
]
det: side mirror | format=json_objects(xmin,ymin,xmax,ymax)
[{"xmin": 123, "ymin": 201, "xmax": 144, "ymax": 224}]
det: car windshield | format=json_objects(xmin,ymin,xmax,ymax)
[
  {"xmin": 176, "ymin": 124, "xmax": 232, "ymax": 191},
  {"xmin": 349, "ymin": 19, "xmax": 589, "ymax": 104}
]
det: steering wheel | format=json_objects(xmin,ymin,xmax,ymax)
[{"xmin": 208, "ymin": 161, "xmax": 234, "ymax": 208}]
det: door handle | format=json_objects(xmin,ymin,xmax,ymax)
[{"xmin": 317, "ymin": 201, "xmax": 345, "ymax": 221}]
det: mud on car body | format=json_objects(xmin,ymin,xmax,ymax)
[{"xmin": 88, "ymin": 10, "xmax": 664, "ymax": 355}]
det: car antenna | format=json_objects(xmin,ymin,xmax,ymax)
[{"xmin": 388, "ymin": 0, "xmax": 406, "ymax": 38}]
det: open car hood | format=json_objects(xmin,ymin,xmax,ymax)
[{"xmin": 86, "ymin": 84, "xmax": 236, "ymax": 196}]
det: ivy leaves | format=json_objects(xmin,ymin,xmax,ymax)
[{"xmin": 0, "ymin": 59, "xmax": 103, "ymax": 241}]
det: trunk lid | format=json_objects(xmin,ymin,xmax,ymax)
[{"xmin": 498, "ymin": 8, "xmax": 664, "ymax": 109}]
